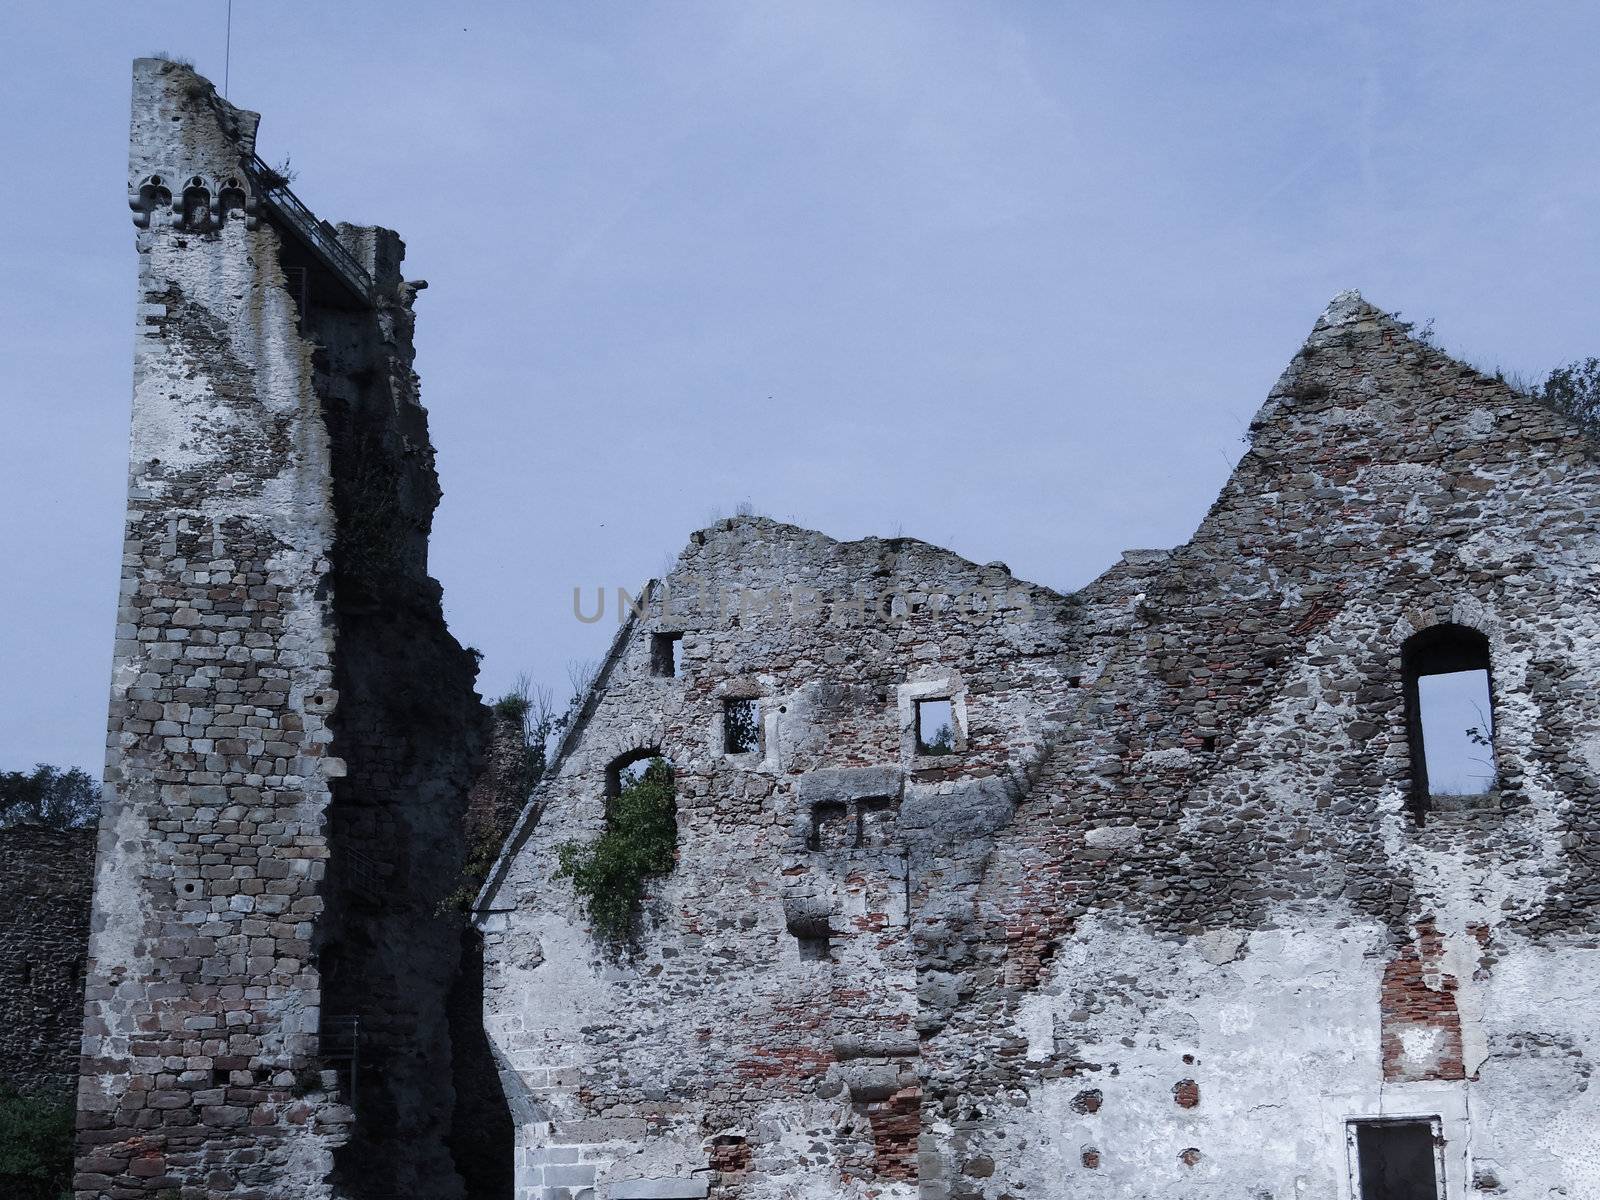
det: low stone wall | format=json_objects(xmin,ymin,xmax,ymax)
[{"xmin": 0, "ymin": 825, "xmax": 96, "ymax": 1098}]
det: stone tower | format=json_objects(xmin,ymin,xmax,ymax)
[{"xmin": 77, "ymin": 59, "xmax": 493, "ymax": 1198}]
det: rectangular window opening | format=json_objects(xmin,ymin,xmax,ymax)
[
  {"xmin": 1416, "ymin": 668, "xmax": 1496, "ymax": 803},
  {"xmin": 797, "ymin": 933, "xmax": 832, "ymax": 961},
  {"xmin": 787, "ymin": 911, "xmax": 833, "ymax": 962},
  {"xmin": 723, "ymin": 698, "xmax": 761, "ymax": 755},
  {"xmin": 650, "ymin": 632, "xmax": 683, "ymax": 677},
  {"xmin": 1403, "ymin": 625, "xmax": 1496, "ymax": 822},
  {"xmin": 1350, "ymin": 1119, "xmax": 1444, "ymax": 1200},
  {"xmin": 916, "ymin": 698, "xmax": 957, "ymax": 756}
]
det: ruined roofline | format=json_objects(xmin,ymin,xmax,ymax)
[
  {"xmin": 129, "ymin": 57, "xmax": 378, "ymax": 302},
  {"xmin": 1252, "ymin": 288, "xmax": 1589, "ymax": 447},
  {"xmin": 472, "ymin": 519, "xmax": 1081, "ymax": 917},
  {"xmin": 477, "ymin": 292, "xmax": 1575, "ymax": 919},
  {"xmin": 677, "ymin": 512, "xmax": 1070, "ymax": 599}
]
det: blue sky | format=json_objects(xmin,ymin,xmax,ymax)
[
  {"xmin": 1418, "ymin": 670, "xmax": 1497, "ymax": 796},
  {"xmin": 2, "ymin": 2, "xmax": 1597, "ymax": 773}
]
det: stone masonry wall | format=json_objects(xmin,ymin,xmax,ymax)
[
  {"xmin": 937, "ymin": 294, "xmax": 1600, "ymax": 1199},
  {"xmin": 303, "ymin": 221, "xmax": 494, "ymax": 1200},
  {"xmin": 0, "ymin": 826, "xmax": 96, "ymax": 1098},
  {"xmin": 79, "ymin": 59, "xmax": 350, "ymax": 1198},
  {"xmin": 477, "ymin": 295, "xmax": 1600, "ymax": 1200},
  {"xmin": 78, "ymin": 59, "xmax": 494, "ymax": 1200},
  {"xmin": 475, "ymin": 521, "xmax": 1147, "ymax": 1200}
]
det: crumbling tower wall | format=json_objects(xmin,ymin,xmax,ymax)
[{"xmin": 77, "ymin": 59, "xmax": 491, "ymax": 1199}]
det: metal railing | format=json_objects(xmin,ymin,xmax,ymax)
[
  {"xmin": 245, "ymin": 153, "xmax": 374, "ymax": 303},
  {"xmin": 341, "ymin": 844, "xmax": 387, "ymax": 905}
]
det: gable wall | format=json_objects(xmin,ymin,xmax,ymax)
[
  {"xmin": 935, "ymin": 294, "xmax": 1600, "ymax": 1199},
  {"xmin": 479, "ymin": 520, "xmax": 1120, "ymax": 1200},
  {"xmin": 481, "ymin": 295, "xmax": 1600, "ymax": 1200}
]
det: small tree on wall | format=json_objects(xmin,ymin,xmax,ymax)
[{"xmin": 556, "ymin": 758, "xmax": 677, "ymax": 942}]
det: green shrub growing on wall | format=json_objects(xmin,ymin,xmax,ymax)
[
  {"xmin": 0, "ymin": 1086, "xmax": 74, "ymax": 1200},
  {"xmin": 438, "ymin": 682, "xmax": 561, "ymax": 915},
  {"xmin": 557, "ymin": 758, "xmax": 677, "ymax": 941}
]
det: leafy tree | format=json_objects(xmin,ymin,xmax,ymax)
[
  {"xmin": 0, "ymin": 765, "xmax": 100, "ymax": 830},
  {"xmin": 923, "ymin": 721, "xmax": 955, "ymax": 755},
  {"xmin": 556, "ymin": 758, "xmax": 677, "ymax": 942},
  {"xmin": 1540, "ymin": 357, "xmax": 1600, "ymax": 434},
  {"xmin": 0, "ymin": 1085, "xmax": 74, "ymax": 1199}
]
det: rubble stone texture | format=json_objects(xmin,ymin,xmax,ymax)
[
  {"xmin": 78, "ymin": 60, "xmax": 490, "ymax": 1199},
  {"xmin": 0, "ymin": 826, "xmax": 96, "ymax": 1098},
  {"xmin": 475, "ymin": 293, "xmax": 1600, "ymax": 1200}
]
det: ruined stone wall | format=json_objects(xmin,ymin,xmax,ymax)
[
  {"xmin": 936, "ymin": 295, "xmax": 1600, "ymax": 1200},
  {"xmin": 476, "ymin": 522, "xmax": 1124, "ymax": 1200},
  {"xmin": 478, "ymin": 296, "xmax": 1600, "ymax": 1200},
  {"xmin": 0, "ymin": 826, "xmax": 96, "ymax": 1097},
  {"xmin": 79, "ymin": 59, "xmax": 493, "ymax": 1200},
  {"xmin": 466, "ymin": 713, "xmax": 536, "ymax": 849}
]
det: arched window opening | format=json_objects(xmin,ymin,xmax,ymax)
[
  {"xmin": 1403, "ymin": 624, "xmax": 1496, "ymax": 821},
  {"xmin": 131, "ymin": 177, "xmax": 172, "ymax": 229},
  {"xmin": 181, "ymin": 182, "xmax": 213, "ymax": 231},
  {"xmin": 605, "ymin": 747, "xmax": 671, "ymax": 800},
  {"xmin": 218, "ymin": 179, "xmax": 248, "ymax": 222},
  {"xmin": 560, "ymin": 751, "xmax": 678, "ymax": 941}
]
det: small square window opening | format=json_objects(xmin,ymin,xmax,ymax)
[
  {"xmin": 651, "ymin": 632, "xmax": 683, "ymax": 677},
  {"xmin": 797, "ymin": 931, "xmax": 831, "ymax": 961},
  {"xmin": 724, "ymin": 698, "xmax": 761, "ymax": 755}
]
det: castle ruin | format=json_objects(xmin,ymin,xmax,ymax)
[
  {"xmin": 43, "ymin": 56, "xmax": 1600, "ymax": 1200},
  {"xmin": 471, "ymin": 304, "xmax": 1600, "ymax": 1199}
]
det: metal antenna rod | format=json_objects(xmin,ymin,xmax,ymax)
[{"xmin": 224, "ymin": 0, "xmax": 233, "ymax": 97}]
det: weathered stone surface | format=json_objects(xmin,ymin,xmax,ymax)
[
  {"xmin": 477, "ymin": 293, "xmax": 1600, "ymax": 1200},
  {"xmin": 610, "ymin": 1178, "xmax": 710, "ymax": 1199},
  {"xmin": 77, "ymin": 58, "xmax": 494, "ymax": 1200},
  {"xmin": 0, "ymin": 825, "xmax": 95, "ymax": 1099}
]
